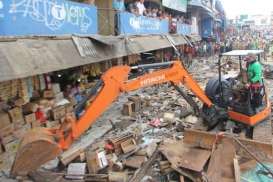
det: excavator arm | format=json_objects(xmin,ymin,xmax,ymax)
[{"xmin": 11, "ymin": 61, "xmax": 213, "ymax": 176}]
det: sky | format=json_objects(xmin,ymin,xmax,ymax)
[{"xmin": 221, "ymin": 0, "xmax": 273, "ymax": 19}]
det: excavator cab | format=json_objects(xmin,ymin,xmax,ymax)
[{"xmin": 205, "ymin": 50, "xmax": 271, "ymax": 126}]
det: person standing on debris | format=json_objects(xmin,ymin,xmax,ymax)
[{"xmin": 245, "ymin": 53, "xmax": 264, "ymax": 109}]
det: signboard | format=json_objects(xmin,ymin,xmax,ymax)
[
  {"xmin": 177, "ymin": 23, "xmax": 191, "ymax": 35},
  {"xmin": 191, "ymin": 17, "xmax": 198, "ymax": 34},
  {"xmin": 240, "ymin": 15, "xmax": 248, "ymax": 21},
  {"xmin": 162, "ymin": 0, "xmax": 187, "ymax": 13},
  {"xmin": 201, "ymin": 18, "xmax": 213, "ymax": 38},
  {"xmin": 118, "ymin": 12, "xmax": 169, "ymax": 35},
  {"xmin": 0, "ymin": 0, "xmax": 98, "ymax": 36}
]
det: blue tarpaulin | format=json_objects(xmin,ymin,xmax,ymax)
[
  {"xmin": 0, "ymin": 0, "xmax": 98, "ymax": 36},
  {"xmin": 118, "ymin": 12, "xmax": 169, "ymax": 35},
  {"xmin": 241, "ymin": 163, "xmax": 273, "ymax": 182}
]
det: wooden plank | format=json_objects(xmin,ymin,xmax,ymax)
[
  {"xmin": 180, "ymin": 176, "xmax": 185, "ymax": 182},
  {"xmin": 233, "ymin": 156, "xmax": 241, "ymax": 182},
  {"xmin": 159, "ymin": 140, "xmax": 211, "ymax": 172},
  {"xmin": 207, "ymin": 138, "xmax": 236, "ymax": 182},
  {"xmin": 253, "ymin": 118, "xmax": 272, "ymax": 143},
  {"xmin": 239, "ymin": 160, "xmax": 257, "ymax": 173},
  {"xmin": 120, "ymin": 138, "xmax": 137, "ymax": 154},
  {"xmin": 124, "ymin": 156, "xmax": 146, "ymax": 169},
  {"xmin": 109, "ymin": 172, "xmax": 128, "ymax": 182},
  {"xmin": 129, "ymin": 147, "xmax": 159, "ymax": 182},
  {"xmin": 184, "ymin": 129, "xmax": 273, "ymax": 160},
  {"xmin": 206, "ymin": 143, "xmax": 222, "ymax": 182}
]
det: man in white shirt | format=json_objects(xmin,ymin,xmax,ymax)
[{"xmin": 136, "ymin": 0, "xmax": 146, "ymax": 16}]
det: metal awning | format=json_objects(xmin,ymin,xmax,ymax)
[
  {"xmin": 0, "ymin": 34, "xmax": 189, "ymax": 82},
  {"xmin": 187, "ymin": 34, "xmax": 202, "ymax": 42},
  {"xmin": 221, "ymin": 50, "xmax": 264, "ymax": 56}
]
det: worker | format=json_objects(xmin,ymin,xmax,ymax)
[{"xmin": 245, "ymin": 53, "xmax": 264, "ymax": 109}]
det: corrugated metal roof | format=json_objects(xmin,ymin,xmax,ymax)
[
  {"xmin": 0, "ymin": 34, "xmax": 189, "ymax": 82},
  {"xmin": 188, "ymin": 34, "xmax": 202, "ymax": 42}
]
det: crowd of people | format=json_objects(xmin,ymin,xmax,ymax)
[
  {"xmin": 112, "ymin": 0, "xmax": 192, "ymax": 25},
  {"xmin": 222, "ymin": 28, "xmax": 273, "ymax": 60},
  {"xmin": 193, "ymin": 41, "xmax": 221, "ymax": 57}
]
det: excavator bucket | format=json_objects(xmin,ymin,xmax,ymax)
[{"xmin": 10, "ymin": 128, "xmax": 62, "ymax": 177}]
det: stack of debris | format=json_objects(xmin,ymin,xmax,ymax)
[
  {"xmin": 3, "ymin": 59, "xmax": 273, "ymax": 181},
  {"xmin": 28, "ymin": 130, "xmax": 159, "ymax": 182},
  {"xmin": 158, "ymin": 129, "xmax": 273, "ymax": 182},
  {"xmin": 0, "ymin": 83, "xmax": 77, "ymax": 173},
  {"xmin": 26, "ymin": 128, "xmax": 273, "ymax": 182}
]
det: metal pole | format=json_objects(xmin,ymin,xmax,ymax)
[
  {"xmin": 131, "ymin": 61, "xmax": 174, "ymax": 70},
  {"xmin": 218, "ymin": 55, "xmax": 223, "ymax": 100}
]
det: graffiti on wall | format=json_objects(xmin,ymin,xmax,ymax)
[{"xmin": 8, "ymin": 0, "xmax": 92, "ymax": 32}]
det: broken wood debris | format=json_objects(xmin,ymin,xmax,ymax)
[{"xmin": 159, "ymin": 140, "xmax": 211, "ymax": 172}]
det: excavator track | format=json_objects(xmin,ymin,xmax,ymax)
[{"xmin": 252, "ymin": 113, "xmax": 273, "ymax": 143}]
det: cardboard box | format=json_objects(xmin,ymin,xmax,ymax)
[
  {"xmin": 68, "ymin": 97, "xmax": 77, "ymax": 106},
  {"xmin": 86, "ymin": 150, "xmax": 108, "ymax": 174},
  {"xmin": 0, "ymin": 112, "xmax": 11, "ymax": 128},
  {"xmin": 23, "ymin": 102, "xmax": 38, "ymax": 114},
  {"xmin": 24, "ymin": 113, "xmax": 36, "ymax": 124},
  {"xmin": 120, "ymin": 138, "xmax": 137, "ymax": 154},
  {"xmin": 14, "ymin": 98, "xmax": 25, "ymax": 107},
  {"xmin": 8, "ymin": 107, "xmax": 24, "ymax": 124},
  {"xmin": 31, "ymin": 120, "xmax": 41, "ymax": 128},
  {"xmin": 4, "ymin": 140, "xmax": 19, "ymax": 153},
  {"xmin": 55, "ymin": 92, "xmax": 64, "ymax": 102},
  {"xmin": 65, "ymin": 104, "xmax": 74, "ymax": 113},
  {"xmin": 36, "ymin": 99, "xmax": 50, "ymax": 108},
  {"xmin": 51, "ymin": 105, "xmax": 66, "ymax": 120},
  {"xmin": 32, "ymin": 90, "xmax": 41, "ymax": 98},
  {"xmin": 128, "ymin": 96, "xmax": 142, "ymax": 112},
  {"xmin": 46, "ymin": 120, "xmax": 60, "ymax": 129},
  {"xmin": 14, "ymin": 121, "xmax": 25, "ymax": 130},
  {"xmin": 52, "ymin": 83, "xmax": 61, "ymax": 95},
  {"xmin": 13, "ymin": 127, "xmax": 28, "ymax": 140},
  {"xmin": 43, "ymin": 90, "xmax": 55, "ymax": 99},
  {"xmin": 66, "ymin": 163, "xmax": 86, "ymax": 180},
  {"xmin": 2, "ymin": 135, "xmax": 16, "ymax": 145},
  {"xmin": 122, "ymin": 102, "xmax": 134, "ymax": 116},
  {"xmin": 0, "ymin": 124, "xmax": 14, "ymax": 138}
]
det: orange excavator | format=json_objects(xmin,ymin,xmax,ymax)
[{"xmin": 10, "ymin": 57, "xmax": 271, "ymax": 176}]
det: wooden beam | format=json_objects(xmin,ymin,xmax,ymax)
[{"xmin": 233, "ymin": 156, "xmax": 241, "ymax": 182}]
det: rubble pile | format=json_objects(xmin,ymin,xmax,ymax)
[
  {"xmin": 1, "ymin": 58, "xmax": 273, "ymax": 182},
  {"xmin": 263, "ymin": 63, "xmax": 273, "ymax": 79},
  {"xmin": 0, "ymin": 83, "xmax": 79, "ymax": 176}
]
